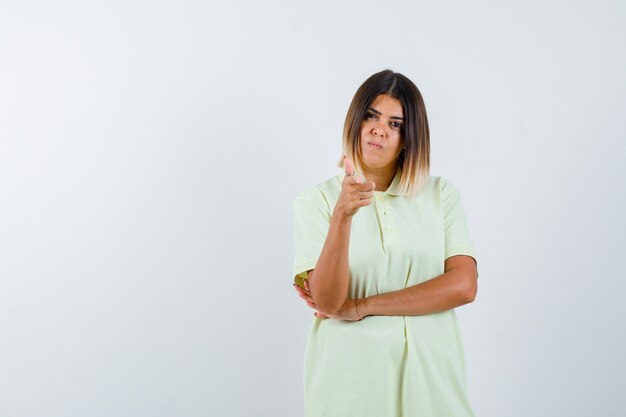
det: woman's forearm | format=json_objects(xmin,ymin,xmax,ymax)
[
  {"xmin": 359, "ymin": 269, "xmax": 475, "ymax": 317},
  {"xmin": 309, "ymin": 210, "xmax": 352, "ymax": 314}
]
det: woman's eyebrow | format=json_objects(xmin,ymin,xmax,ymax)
[{"xmin": 368, "ymin": 107, "xmax": 404, "ymax": 120}]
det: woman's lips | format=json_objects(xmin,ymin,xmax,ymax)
[{"xmin": 368, "ymin": 142, "xmax": 382, "ymax": 149}]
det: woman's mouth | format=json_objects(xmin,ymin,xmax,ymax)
[{"xmin": 368, "ymin": 142, "xmax": 382, "ymax": 149}]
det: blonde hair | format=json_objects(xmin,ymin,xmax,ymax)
[{"xmin": 337, "ymin": 70, "xmax": 430, "ymax": 198}]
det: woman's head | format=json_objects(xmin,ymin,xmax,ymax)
[{"xmin": 340, "ymin": 69, "xmax": 430, "ymax": 197}]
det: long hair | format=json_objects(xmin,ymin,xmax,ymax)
[{"xmin": 338, "ymin": 69, "xmax": 430, "ymax": 198}]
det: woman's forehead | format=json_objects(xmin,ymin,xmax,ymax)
[{"xmin": 370, "ymin": 94, "xmax": 403, "ymax": 118}]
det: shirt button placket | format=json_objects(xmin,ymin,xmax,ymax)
[
  {"xmin": 375, "ymin": 194, "xmax": 385, "ymax": 242},
  {"xmin": 377, "ymin": 194, "xmax": 397, "ymax": 246}
]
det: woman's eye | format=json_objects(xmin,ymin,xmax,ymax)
[
  {"xmin": 365, "ymin": 112, "xmax": 376, "ymax": 120},
  {"xmin": 391, "ymin": 122, "xmax": 402, "ymax": 129}
]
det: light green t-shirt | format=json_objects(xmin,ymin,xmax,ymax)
[{"xmin": 293, "ymin": 169, "xmax": 478, "ymax": 417}]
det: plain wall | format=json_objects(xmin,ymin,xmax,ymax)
[{"xmin": 1, "ymin": 1, "xmax": 625, "ymax": 416}]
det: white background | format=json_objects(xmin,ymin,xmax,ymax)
[{"xmin": 1, "ymin": 1, "xmax": 625, "ymax": 416}]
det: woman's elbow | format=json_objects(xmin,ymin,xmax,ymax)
[
  {"xmin": 463, "ymin": 274, "xmax": 478, "ymax": 303},
  {"xmin": 315, "ymin": 296, "xmax": 345, "ymax": 315},
  {"xmin": 308, "ymin": 272, "xmax": 347, "ymax": 313}
]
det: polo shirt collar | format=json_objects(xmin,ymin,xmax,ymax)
[
  {"xmin": 385, "ymin": 168, "xmax": 406, "ymax": 197},
  {"xmin": 339, "ymin": 168, "xmax": 407, "ymax": 197}
]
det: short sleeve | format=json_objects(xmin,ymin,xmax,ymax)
[
  {"xmin": 292, "ymin": 190, "xmax": 331, "ymax": 288},
  {"xmin": 440, "ymin": 178, "xmax": 477, "ymax": 266}
]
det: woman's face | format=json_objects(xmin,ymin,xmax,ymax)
[{"xmin": 359, "ymin": 94, "xmax": 404, "ymax": 172}]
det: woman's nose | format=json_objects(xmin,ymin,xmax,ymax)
[{"xmin": 373, "ymin": 122, "xmax": 385, "ymax": 137}]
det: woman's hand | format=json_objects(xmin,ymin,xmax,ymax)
[
  {"xmin": 334, "ymin": 157, "xmax": 376, "ymax": 218},
  {"xmin": 294, "ymin": 279, "xmax": 363, "ymax": 321}
]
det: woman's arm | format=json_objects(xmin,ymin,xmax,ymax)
[
  {"xmin": 306, "ymin": 213, "xmax": 352, "ymax": 314},
  {"xmin": 295, "ymin": 255, "xmax": 477, "ymax": 319},
  {"xmin": 307, "ymin": 159, "xmax": 376, "ymax": 314},
  {"xmin": 360, "ymin": 255, "xmax": 477, "ymax": 317}
]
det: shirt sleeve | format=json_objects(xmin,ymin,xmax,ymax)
[
  {"xmin": 292, "ymin": 189, "xmax": 331, "ymax": 288},
  {"xmin": 440, "ymin": 178, "xmax": 478, "ymax": 267}
]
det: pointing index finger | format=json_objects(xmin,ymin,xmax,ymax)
[{"xmin": 343, "ymin": 156, "xmax": 355, "ymax": 177}]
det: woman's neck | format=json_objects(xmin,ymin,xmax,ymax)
[{"xmin": 362, "ymin": 165, "xmax": 397, "ymax": 192}]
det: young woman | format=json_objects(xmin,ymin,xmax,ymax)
[{"xmin": 292, "ymin": 69, "xmax": 479, "ymax": 417}]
